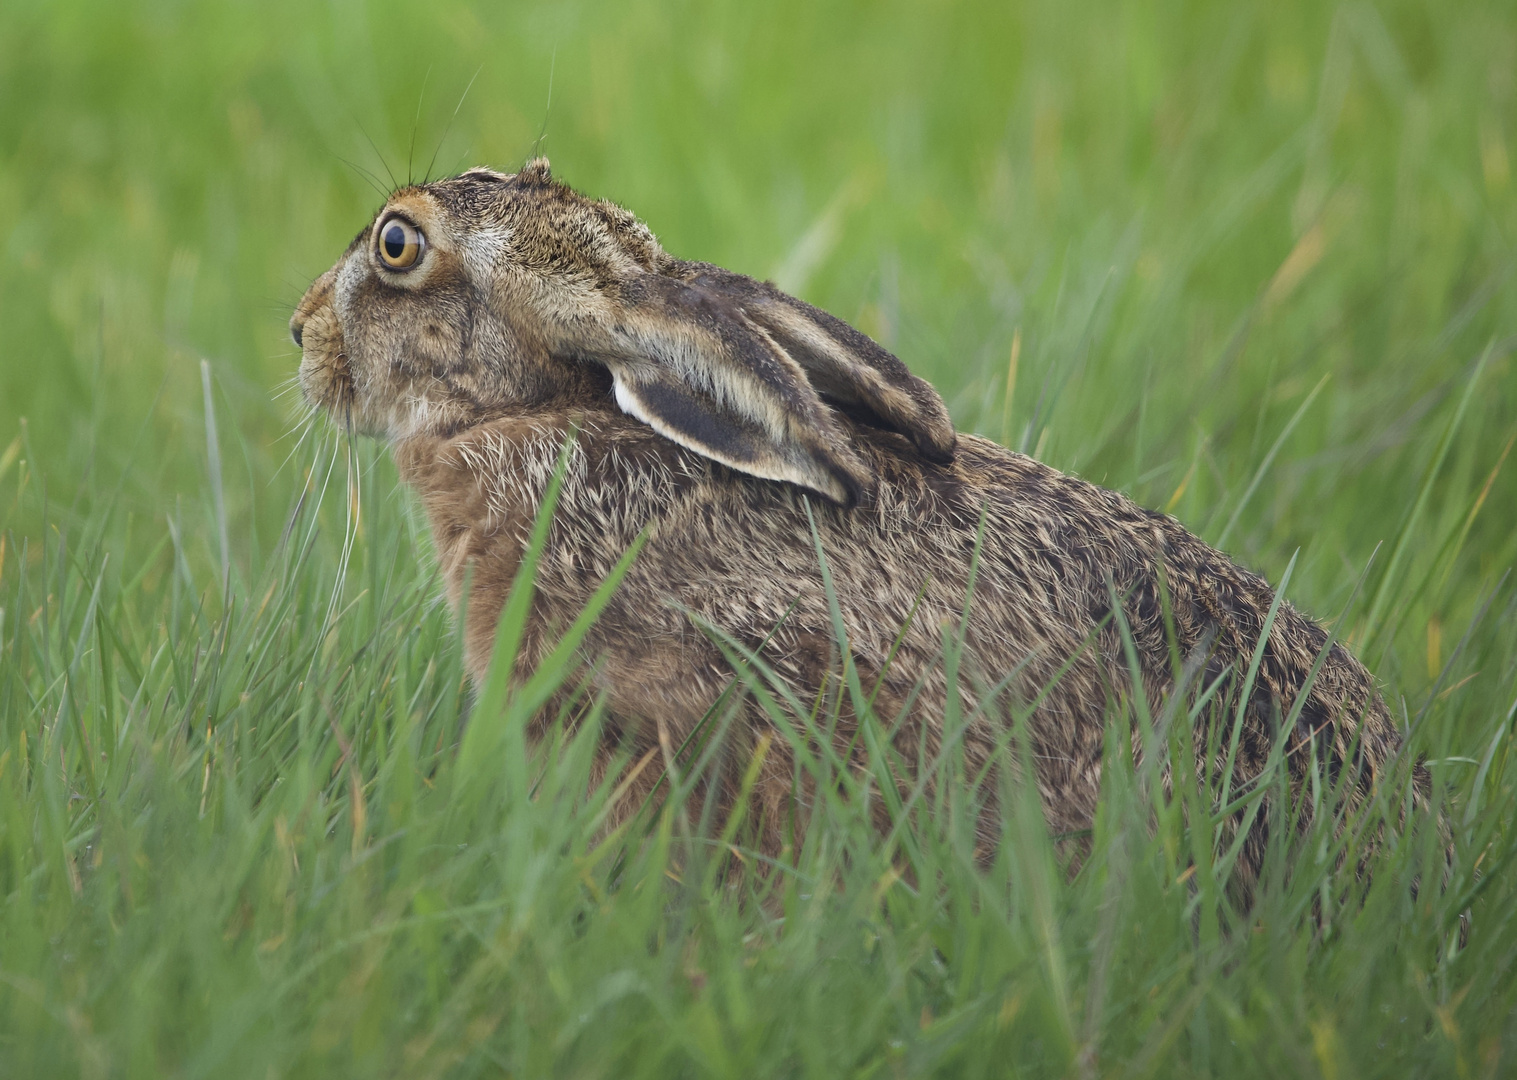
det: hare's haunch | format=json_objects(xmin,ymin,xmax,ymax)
[{"xmin": 293, "ymin": 160, "xmax": 1419, "ymax": 881}]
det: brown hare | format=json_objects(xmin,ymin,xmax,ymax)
[{"xmin": 291, "ymin": 159, "xmax": 1417, "ymax": 886}]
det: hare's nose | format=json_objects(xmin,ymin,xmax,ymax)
[{"xmin": 290, "ymin": 317, "xmax": 304, "ymax": 348}]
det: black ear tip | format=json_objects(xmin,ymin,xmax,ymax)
[
  {"xmin": 918, "ymin": 438, "xmax": 957, "ymax": 465},
  {"xmin": 910, "ymin": 419, "xmax": 958, "ymax": 464},
  {"xmin": 803, "ymin": 467, "xmax": 867, "ymax": 509},
  {"xmin": 830, "ymin": 471, "xmax": 875, "ymax": 510}
]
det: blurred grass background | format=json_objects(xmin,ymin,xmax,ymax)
[{"xmin": 1, "ymin": 0, "xmax": 1515, "ymax": 1075}]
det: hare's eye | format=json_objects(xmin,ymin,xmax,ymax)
[{"xmin": 378, "ymin": 219, "xmax": 424, "ymax": 270}]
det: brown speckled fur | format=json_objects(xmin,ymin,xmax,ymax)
[{"xmin": 293, "ymin": 161, "xmax": 1423, "ymax": 887}]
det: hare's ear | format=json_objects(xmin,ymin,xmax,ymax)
[
  {"xmin": 678, "ymin": 264, "xmax": 957, "ymax": 464},
  {"xmin": 587, "ymin": 274, "xmax": 875, "ymax": 505}
]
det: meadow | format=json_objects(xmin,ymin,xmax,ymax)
[{"xmin": 1, "ymin": 0, "xmax": 1515, "ymax": 1075}]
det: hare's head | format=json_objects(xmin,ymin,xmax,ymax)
[{"xmin": 291, "ymin": 159, "xmax": 955, "ymax": 504}]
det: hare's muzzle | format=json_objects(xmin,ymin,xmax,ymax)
[{"xmin": 291, "ymin": 268, "xmax": 355, "ymax": 418}]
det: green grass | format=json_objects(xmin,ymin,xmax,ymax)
[{"xmin": 2, "ymin": 0, "xmax": 1516, "ymax": 1075}]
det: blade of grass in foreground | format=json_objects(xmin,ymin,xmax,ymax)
[
  {"xmin": 454, "ymin": 429, "xmax": 646, "ymax": 810},
  {"xmin": 454, "ymin": 433, "xmax": 577, "ymax": 797}
]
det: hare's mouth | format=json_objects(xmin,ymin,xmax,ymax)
[{"xmin": 296, "ymin": 305, "xmax": 357, "ymax": 421}]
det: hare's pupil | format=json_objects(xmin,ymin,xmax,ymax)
[{"xmin": 383, "ymin": 225, "xmax": 406, "ymax": 259}]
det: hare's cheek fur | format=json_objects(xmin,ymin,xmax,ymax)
[
  {"xmin": 296, "ymin": 236, "xmax": 498, "ymax": 440},
  {"xmin": 339, "ymin": 258, "xmax": 506, "ymax": 440}
]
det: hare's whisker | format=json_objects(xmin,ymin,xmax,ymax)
[
  {"xmin": 356, "ymin": 120, "xmax": 398, "ymax": 192},
  {"xmin": 271, "ymin": 411, "xmax": 320, "ymax": 482},
  {"xmin": 407, "ymin": 65, "xmax": 431, "ymax": 186},
  {"xmin": 333, "ymin": 152, "xmax": 390, "ymax": 200},
  {"xmin": 425, "ymin": 64, "xmax": 483, "ymax": 184}
]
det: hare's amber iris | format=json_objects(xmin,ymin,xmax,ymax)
[{"xmin": 378, "ymin": 219, "xmax": 423, "ymax": 269}]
